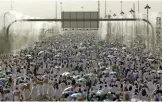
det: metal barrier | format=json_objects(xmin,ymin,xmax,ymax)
[{"xmin": 6, "ymin": 18, "xmax": 155, "ymax": 52}]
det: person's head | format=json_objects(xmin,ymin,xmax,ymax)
[
  {"xmin": 100, "ymin": 85, "xmax": 102, "ymax": 89},
  {"xmin": 124, "ymin": 87, "xmax": 128, "ymax": 91},
  {"xmin": 129, "ymin": 86, "xmax": 132, "ymax": 91}
]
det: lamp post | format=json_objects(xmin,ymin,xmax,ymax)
[
  {"xmin": 120, "ymin": 1, "xmax": 123, "ymax": 14},
  {"xmin": 98, "ymin": 0, "xmax": 100, "ymax": 18},
  {"xmin": 144, "ymin": 4, "xmax": 151, "ymax": 50},
  {"xmin": 138, "ymin": 0, "xmax": 139, "ymax": 14},
  {"xmin": 113, "ymin": 13, "xmax": 117, "ymax": 41},
  {"xmin": 60, "ymin": 2, "xmax": 62, "ymax": 13},
  {"xmin": 81, "ymin": 6, "xmax": 84, "ymax": 29},
  {"xmin": 143, "ymin": 14, "xmax": 147, "ymax": 47},
  {"xmin": 81, "ymin": 6, "xmax": 84, "ymax": 12},
  {"xmin": 4, "ymin": 12, "xmax": 10, "ymax": 30},
  {"xmin": 11, "ymin": 0, "xmax": 13, "ymax": 11},
  {"xmin": 56, "ymin": 0, "xmax": 57, "ymax": 19},
  {"xmin": 120, "ymin": 1, "xmax": 124, "ymax": 43},
  {"xmin": 120, "ymin": 11, "xmax": 124, "ymax": 44},
  {"xmin": 130, "ymin": 9, "xmax": 135, "ymax": 47},
  {"xmin": 137, "ymin": 0, "xmax": 140, "ymax": 44},
  {"xmin": 105, "ymin": 0, "xmax": 106, "ymax": 19},
  {"xmin": 4, "ymin": 12, "xmax": 16, "ymax": 31},
  {"xmin": 60, "ymin": 2, "xmax": 63, "ymax": 30},
  {"xmin": 130, "ymin": 9, "xmax": 135, "ymax": 18}
]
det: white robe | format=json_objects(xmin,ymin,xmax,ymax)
[
  {"xmin": 54, "ymin": 88, "xmax": 62, "ymax": 100},
  {"xmin": 13, "ymin": 90, "xmax": 20, "ymax": 101},
  {"xmin": 47, "ymin": 84, "xmax": 55, "ymax": 99},
  {"xmin": 139, "ymin": 88, "xmax": 149, "ymax": 101},
  {"xmin": 43, "ymin": 83, "xmax": 49, "ymax": 95},
  {"xmin": 38, "ymin": 84, "xmax": 44, "ymax": 96},
  {"xmin": 30, "ymin": 85, "xmax": 38, "ymax": 100},
  {"xmin": 147, "ymin": 81, "xmax": 155, "ymax": 97},
  {"xmin": 0, "ymin": 93, "xmax": 2, "ymax": 101},
  {"xmin": 23, "ymin": 89, "xmax": 30, "ymax": 100},
  {"xmin": 5, "ymin": 93, "xmax": 13, "ymax": 101}
]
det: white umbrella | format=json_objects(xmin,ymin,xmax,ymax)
[
  {"xmin": 103, "ymin": 70, "xmax": 109, "ymax": 74},
  {"xmin": 42, "ymin": 74, "xmax": 49, "ymax": 79},
  {"xmin": 62, "ymin": 72, "xmax": 70, "ymax": 76},
  {"xmin": 26, "ymin": 55, "xmax": 31, "ymax": 57},
  {"xmin": 55, "ymin": 66, "xmax": 61, "ymax": 69},
  {"xmin": 38, "ymin": 51, "xmax": 44, "ymax": 55},
  {"xmin": 157, "ymin": 70, "xmax": 162, "ymax": 74},
  {"xmin": 107, "ymin": 55, "xmax": 114, "ymax": 58},
  {"xmin": 122, "ymin": 47, "xmax": 126, "ymax": 50}
]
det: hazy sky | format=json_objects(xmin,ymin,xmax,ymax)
[
  {"xmin": 0, "ymin": 0, "xmax": 161, "ymax": 28},
  {"xmin": 0, "ymin": 0, "xmax": 162, "ymax": 18}
]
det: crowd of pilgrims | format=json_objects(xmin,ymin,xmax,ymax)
[{"xmin": 0, "ymin": 31, "xmax": 162, "ymax": 101}]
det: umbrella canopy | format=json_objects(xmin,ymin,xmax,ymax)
[
  {"xmin": 0, "ymin": 72, "xmax": 6, "ymax": 78},
  {"xmin": 83, "ymin": 73, "xmax": 96, "ymax": 81},
  {"xmin": 6, "ymin": 72, "xmax": 12, "ymax": 75},
  {"xmin": 38, "ymin": 51, "xmax": 44, "ymax": 55},
  {"xmin": 84, "ymin": 73, "xmax": 95, "ymax": 77},
  {"xmin": 62, "ymin": 72, "xmax": 70, "ymax": 76},
  {"xmin": 109, "ymin": 48, "xmax": 118, "ymax": 51},
  {"xmin": 73, "ymin": 75, "xmax": 81, "ymax": 80},
  {"xmin": 0, "ymin": 82, "xmax": 4, "ymax": 86},
  {"xmin": 110, "ymin": 71, "xmax": 117, "ymax": 75},
  {"xmin": 42, "ymin": 75, "xmax": 49, "ymax": 79},
  {"xmin": 0, "ymin": 78, "xmax": 8, "ymax": 83},
  {"xmin": 64, "ymin": 86, "xmax": 74, "ymax": 92},
  {"xmin": 26, "ymin": 54, "xmax": 32, "ymax": 60},
  {"xmin": 55, "ymin": 66, "xmax": 61, "ymax": 69},
  {"xmin": 107, "ymin": 55, "xmax": 115, "ymax": 59},
  {"xmin": 122, "ymin": 47, "xmax": 126, "ymax": 50},
  {"xmin": 15, "ymin": 76, "xmax": 30, "ymax": 85},
  {"xmin": 26, "ymin": 54, "xmax": 31, "ymax": 57},
  {"xmin": 71, "ymin": 93, "xmax": 83, "ymax": 98},
  {"xmin": 157, "ymin": 70, "xmax": 162, "ymax": 74},
  {"xmin": 7, "ymin": 74, "xmax": 12, "ymax": 77},
  {"xmin": 72, "ymin": 66, "xmax": 83, "ymax": 72},
  {"xmin": 96, "ymin": 90, "xmax": 105, "ymax": 96},
  {"xmin": 103, "ymin": 70, "xmax": 110, "ymax": 74},
  {"xmin": 62, "ymin": 91, "xmax": 73, "ymax": 95},
  {"xmin": 151, "ymin": 70, "xmax": 156, "ymax": 73},
  {"xmin": 77, "ymin": 78, "xmax": 87, "ymax": 83}
]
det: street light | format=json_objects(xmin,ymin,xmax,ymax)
[
  {"xmin": 4, "ymin": 12, "xmax": 10, "ymax": 30},
  {"xmin": 143, "ymin": 14, "xmax": 147, "ymax": 47},
  {"xmin": 105, "ymin": 0, "xmax": 106, "ymax": 19},
  {"xmin": 129, "ymin": 9, "xmax": 135, "ymax": 47},
  {"xmin": 120, "ymin": 11, "xmax": 124, "ymax": 16},
  {"xmin": 144, "ymin": 4, "xmax": 151, "ymax": 50},
  {"xmin": 81, "ymin": 6, "xmax": 84, "ymax": 29},
  {"xmin": 55, "ymin": 0, "xmax": 57, "ymax": 27},
  {"xmin": 113, "ymin": 13, "xmax": 117, "ymax": 41},
  {"xmin": 11, "ymin": 0, "xmax": 13, "ymax": 11},
  {"xmin": 60, "ymin": 2, "xmax": 62, "ymax": 13},
  {"xmin": 4, "ymin": 12, "xmax": 16, "ymax": 30},
  {"xmin": 144, "ymin": 4, "xmax": 151, "ymax": 24},
  {"xmin": 98, "ymin": 0, "xmax": 100, "ymax": 18},
  {"xmin": 120, "ymin": 1, "xmax": 123, "ymax": 13},
  {"xmin": 113, "ymin": 13, "xmax": 116, "ymax": 17},
  {"xmin": 129, "ymin": 9, "xmax": 135, "ymax": 18},
  {"xmin": 138, "ymin": 0, "xmax": 139, "ymax": 14},
  {"xmin": 81, "ymin": 6, "xmax": 84, "ymax": 12},
  {"xmin": 120, "ymin": 10, "xmax": 124, "ymax": 44}
]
